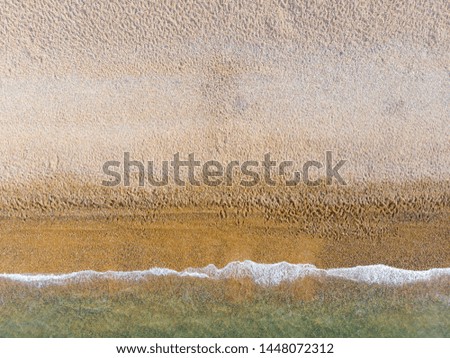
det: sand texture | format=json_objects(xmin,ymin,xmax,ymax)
[
  {"xmin": 0, "ymin": 0, "xmax": 449, "ymax": 338},
  {"xmin": 0, "ymin": 0, "xmax": 449, "ymax": 184}
]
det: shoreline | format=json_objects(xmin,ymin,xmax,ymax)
[{"xmin": 1, "ymin": 261, "xmax": 449, "ymax": 287}]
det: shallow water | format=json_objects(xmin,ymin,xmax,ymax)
[{"xmin": 0, "ymin": 269, "xmax": 448, "ymax": 337}]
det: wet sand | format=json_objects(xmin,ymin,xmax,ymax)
[{"xmin": 0, "ymin": 182, "xmax": 448, "ymax": 273}]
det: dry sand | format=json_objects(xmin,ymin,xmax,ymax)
[{"xmin": 0, "ymin": 0, "xmax": 449, "ymax": 183}]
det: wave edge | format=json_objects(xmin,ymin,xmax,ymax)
[{"xmin": 1, "ymin": 261, "xmax": 449, "ymax": 286}]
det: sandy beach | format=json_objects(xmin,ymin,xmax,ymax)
[
  {"xmin": 0, "ymin": 179, "xmax": 448, "ymax": 273},
  {"xmin": 0, "ymin": 0, "xmax": 449, "ymax": 338}
]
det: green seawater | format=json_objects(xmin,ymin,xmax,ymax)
[{"xmin": 0, "ymin": 278, "xmax": 448, "ymax": 337}]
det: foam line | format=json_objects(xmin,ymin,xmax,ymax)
[{"xmin": 1, "ymin": 261, "xmax": 449, "ymax": 287}]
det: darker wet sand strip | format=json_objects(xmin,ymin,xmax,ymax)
[{"xmin": 0, "ymin": 207, "xmax": 448, "ymax": 274}]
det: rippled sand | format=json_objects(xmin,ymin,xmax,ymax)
[
  {"xmin": 1, "ymin": 0, "xmax": 449, "ymax": 337},
  {"xmin": 1, "ymin": 179, "xmax": 449, "ymax": 272}
]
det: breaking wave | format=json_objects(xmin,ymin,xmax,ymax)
[{"xmin": 1, "ymin": 261, "xmax": 449, "ymax": 287}]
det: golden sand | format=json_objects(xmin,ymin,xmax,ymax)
[
  {"xmin": 0, "ymin": 177, "xmax": 448, "ymax": 273},
  {"xmin": 0, "ymin": 204, "xmax": 448, "ymax": 274},
  {"xmin": 0, "ymin": 1, "xmax": 449, "ymax": 339},
  {"xmin": 0, "ymin": 211, "xmax": 321, "ymax": 273}
]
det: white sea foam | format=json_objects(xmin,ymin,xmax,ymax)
[{"xmin": 1, "ymin": 261, "xmax": 449, "ymax": 287}]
